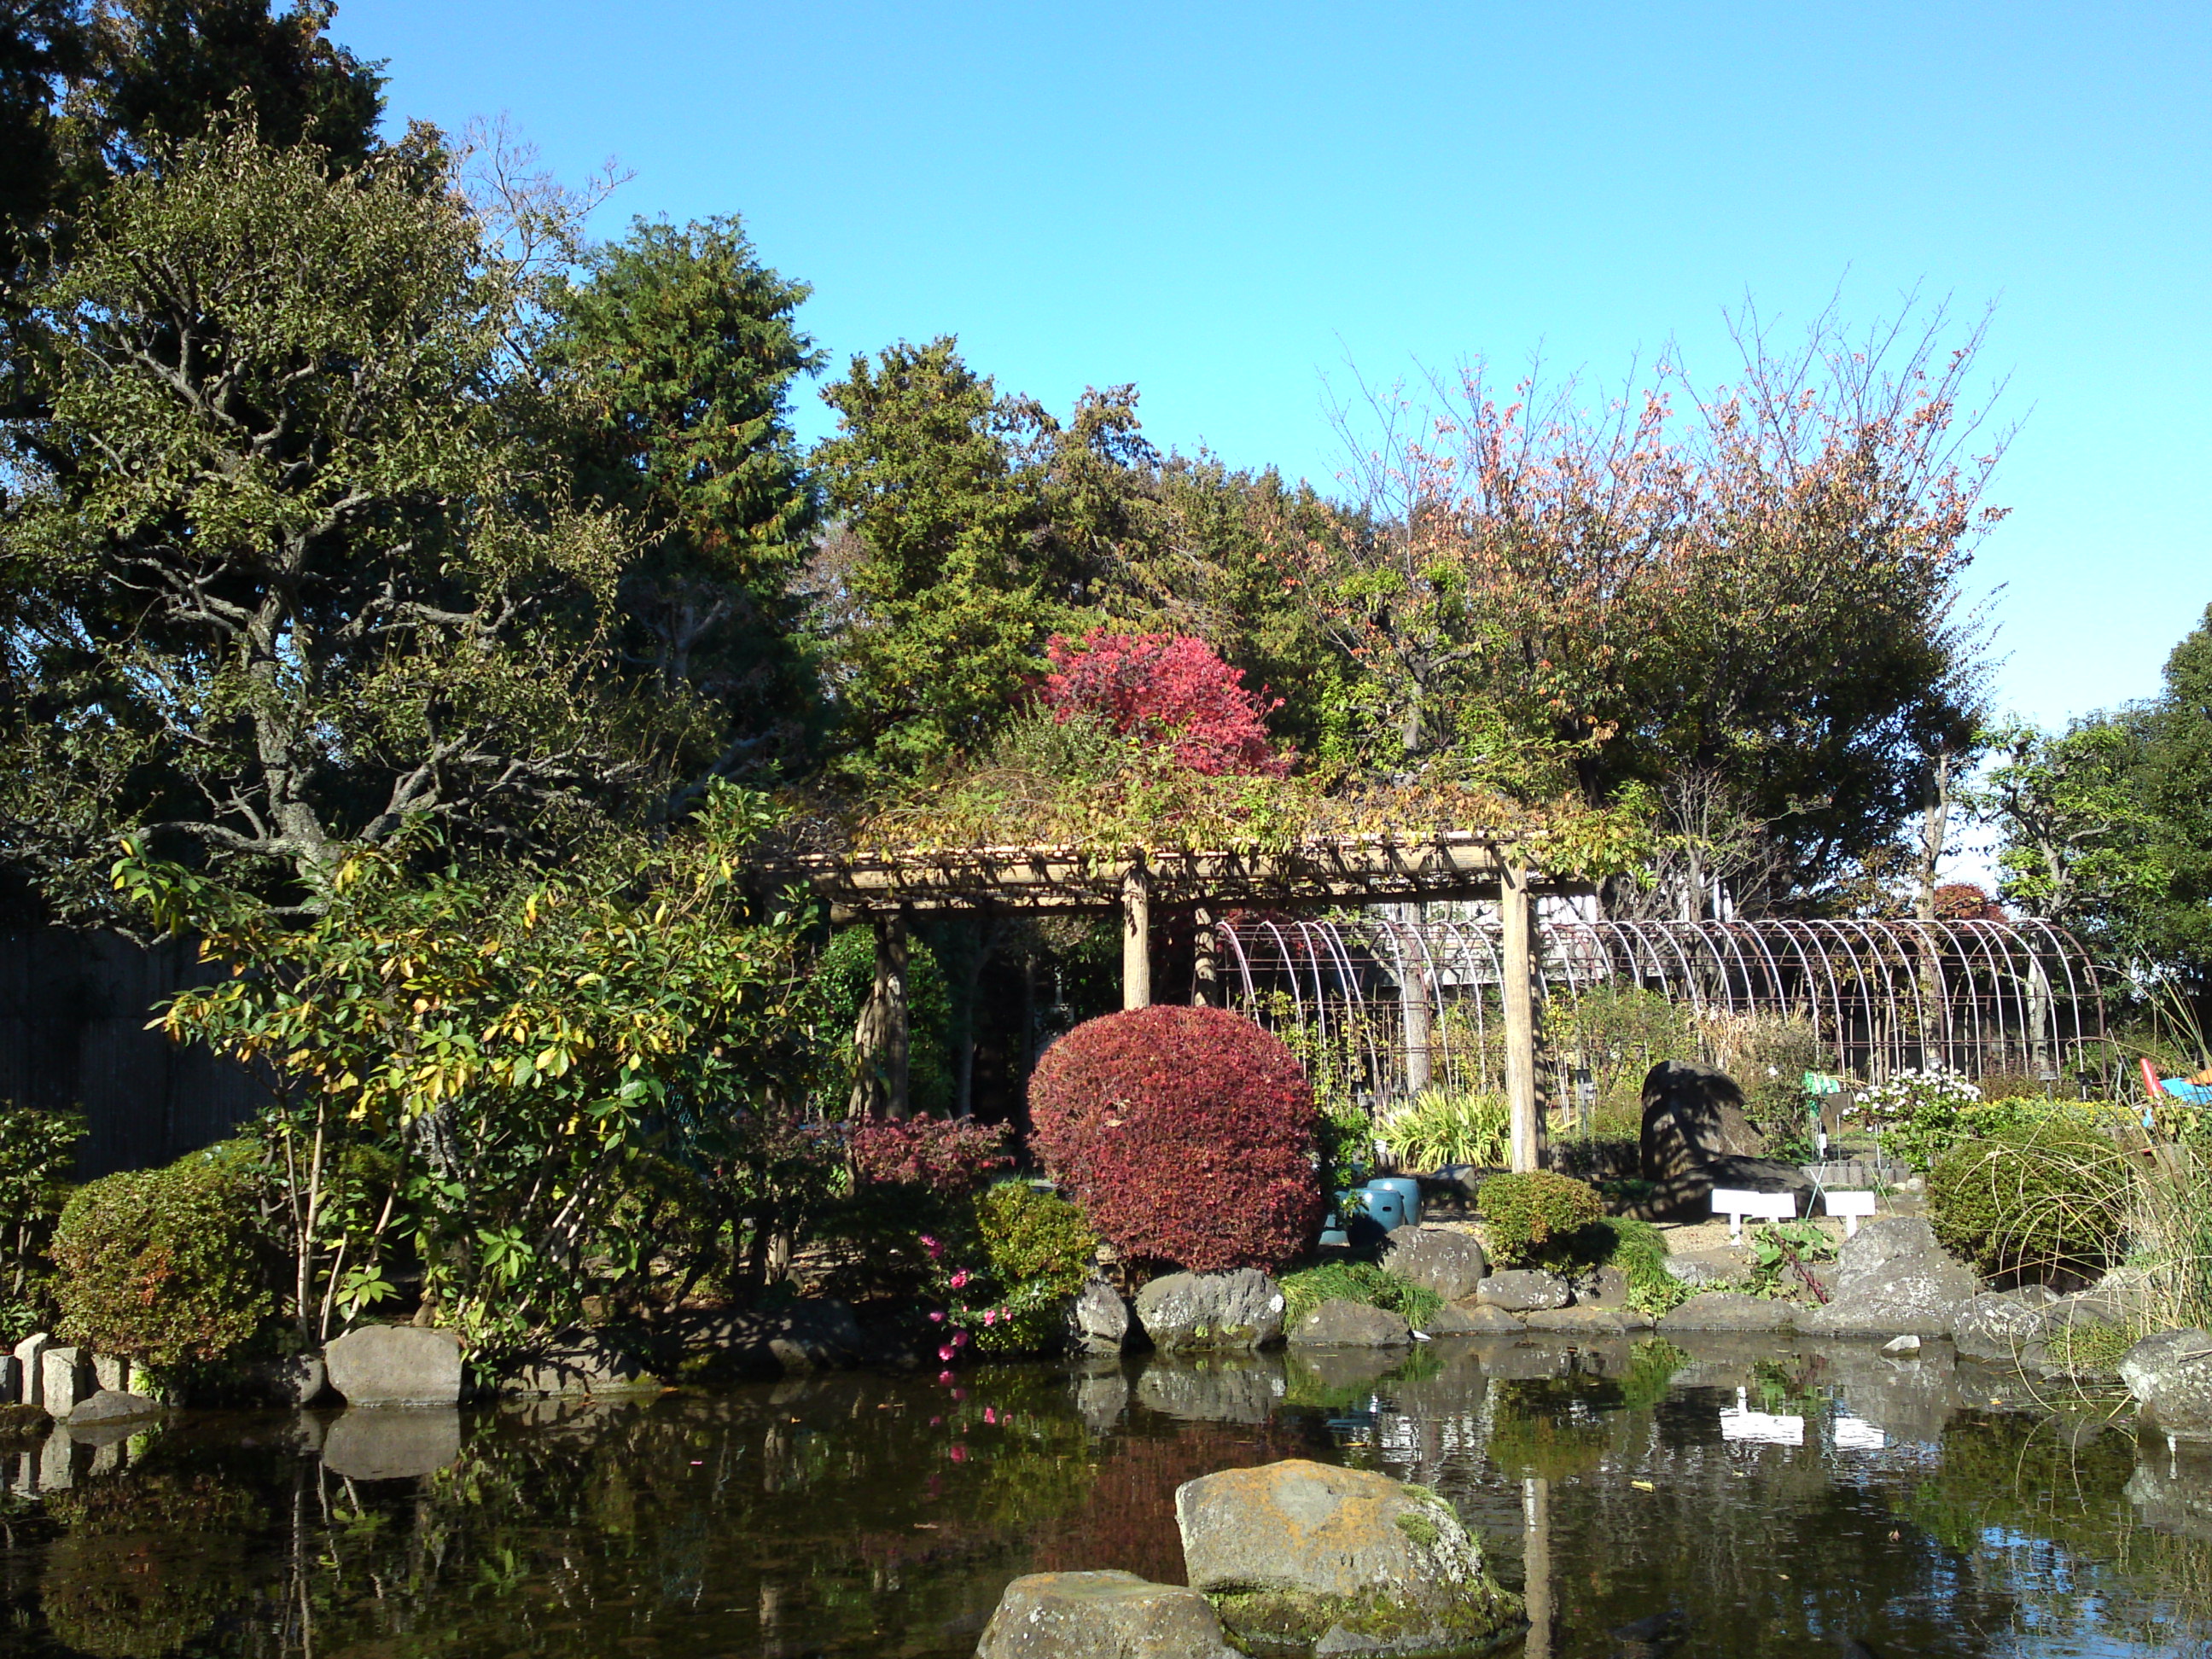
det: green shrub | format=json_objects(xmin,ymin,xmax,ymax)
[
  {"xmin": 1376, "ymin": 1088, "xmax": 1509, "ymax": 1171},
  {"xmin": 1596, "ymin": 1216, "xmax": 1692, "ymax": 1317},
  {"xmin": 52, "ymin": 1144, "xmax": 272, "ymax": 1368},
  {"xmin": 1278, "ymin": 1260, "xmax": 1444, "ymax": 1330},
  {"xmin": 1929, "ymin": 1122, "xmax": 2128, "ymax": 1283},
  {"xmin": 0, "ymin": 1104, "xmax": 84, "ymax": 1342},
  {"xmin": 1476, "ymin": 1171, "xmax": 1606, "ymax": 1267},
  {"xmin": 965, "ymin": 1182, "xmax": 1099, "ymax": 1354}
]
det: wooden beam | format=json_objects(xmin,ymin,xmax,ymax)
[
  {"xmin": 1121, "ymin": 861, "xmax": 1151, "ymax": 1009},
  {"xmin": 1502, "ymin": 860, "xmax": 1540, "ymax": 1173}
]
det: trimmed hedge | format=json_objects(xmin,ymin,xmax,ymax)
[
  {"xmin": 1929, "ymin": 1122, "xmax": 2127, "ymax": 1281},
  {"xmin": 52, "ymin": 1145, "xmax": 271, "ymax": 1368},
  {"xmin": 1476, "ymin": 1171, "xmax": 1607, "ymax": 1267},
  {"xmin": 1029, "ymin": 1006, "xmax": 1322, "ymax": 1272}
]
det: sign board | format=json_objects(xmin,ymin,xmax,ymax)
[
  {"xmin": 1710, "ymin": 1187, "xmax": 1797, "ymax": 1239},
  {"xmin": 1823, "ymin": 1189, "xmax": 1878, "ymax": 1237}
]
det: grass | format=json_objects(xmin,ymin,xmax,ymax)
[
  {"xmin": 1597, "ymin": 1215, "xmax": 1695, "ymax": 1318},
  {"xmin": 1278, "ymin": 1259, "xmax": 1444, "ymax": 1330}
]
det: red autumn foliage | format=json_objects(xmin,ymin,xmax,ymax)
[
  {"xmin": 847, "ymin": 1115, "xmax": 1012, "ymax": 1193},
  {"xmin": 1041, "ymin": 629, "xmax": 1291, "ymax": 777},
  {"xmin": 1933, "ymin": 881, "xmax": 2006, "ymax": 922},
  {"xmin": 1027, "ymin": 1005, "xmax": 1321, "ymax": 1272}
]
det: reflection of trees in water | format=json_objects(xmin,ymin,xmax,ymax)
[
  {"xmin": 1027, "ymin": 1420, "xmax": 1316, "ymax": 1584},
  {"xmin": 39, "ymin": 1471, "xmax": 261, "ymax": 1659}
]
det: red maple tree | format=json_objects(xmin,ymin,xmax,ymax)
[{"xmin": 1040, "ymin": 629, "xmax": 1291, "ymax": 777}]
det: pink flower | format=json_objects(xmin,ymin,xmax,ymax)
[
  {"xmin": 949, "ymin": 1445, "xmax": 968, "ymax": 1463},
  {"xmin": 950, "ymin": 1330, "xmax": 969, "ymax": 1348},
  {"xmin": 928, "ymin": 1310, "xmax": 945, "ymax": 1323},
  {"xmin": 936, "ymin": 1371, "xmax": 955, "ymax": 1384},
  {"xmin": 950, "ymin": 1269, "xmax": 971, "ymax": 1289},
  {"xmin": 983, "ymin": 1407, "xmax": 998, "ymax": 1424},
  {"xmin": 981, "ymin": 1309, "xmax": 998, "ymax": 1326},
  {"xmin": 938, "ymin": 1344, "xmax": 958, "ymax": 1363},
  {"xmin": 920, "ymin": 1234, "xmax": 944, "ymax": 1260}
]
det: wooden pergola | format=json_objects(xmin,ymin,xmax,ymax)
[{"xmin": 765, "ymin": 830, "xmax": 1588, "ymax": 1173}]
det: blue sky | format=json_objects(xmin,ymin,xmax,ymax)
[{"xmin": 340, "ymin": 1, "xmax": 2209, "ymax": 731}]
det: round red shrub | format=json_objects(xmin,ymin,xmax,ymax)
[{"xmin": 1028, "ymin": 1005, "xmax": 1322, "ymax": 1272}]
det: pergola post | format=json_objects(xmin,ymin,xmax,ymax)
[
  {"xmin": 1191, "ymin": 905, "xmax": 1220, "ymax": 1006},
  {"xmin": 1502, "ymin": 860, "xmax": 1542, "ymax": 1172},
  {"xmin": 1121, "ymin": 859, "xmax": 1151, "ymax": 1010},
  {"xmin": 849, "ymin": 911, "xmax": 911, "ymax": 1120}
]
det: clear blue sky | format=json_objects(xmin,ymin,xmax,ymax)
[{"xmin": 341, "ymin": 1, "xmax": 2209, "ymax": 731}]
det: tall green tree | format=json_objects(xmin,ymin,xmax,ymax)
[
  {"xmin": 548, "ymin": 215, "xmax": 826, "ymax": 789},
  {"xmin": 0, "ymin": 126, "xmax": 663, "ymax": 919},
  {"xmin": 815, "ymin": 339, "xmax": 1155, "ymax": 783},
  {"xmin": 1992, "ymin": 606, "xmax": 2212, "ymax": 996}
]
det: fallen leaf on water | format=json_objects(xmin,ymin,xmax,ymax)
[{"xmin": 1631, "ymin": 1480, "xmax": 1656, "ymax": 1492}]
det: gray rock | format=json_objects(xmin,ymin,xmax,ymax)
[
  {"xmin": 1802, "ymin": 1242, "xmax": 1980, "ymax": 1338},
  {"xmin": 1287, "ymin": 1299, "xmax": 1414, "ymax": 1348},
  {"xmin": 1827, "ymin": 1219, "xmax": 1950, "ymax": 1298},
  {"xmin": 40, "ymin": 1347, "xmax": 90, "ymax": 1417},
  {"xmin": 1523, "ymin": 1304, "xmax": 1645, "ymax": 1334},
  {"xmin": 235, "ymin": 1353, "xmax": 329, "ymax": 1406},
  {"xmin": 678, "ymin": 1299, "xmax": 870, "ymax": 1376},
  {"xmin": 11, "ymin": 1334, "xmax": 49, "ymax": 1406},
  {"xmin": 1953, "ymin": 1293, "xmax": 2054, "ymax": 1364},
  {"xmin": 1824, "ymin": 1342, "xmax": 1961, "ymax": 1442},
  {"xmin": 1883, "ymin": 1334, "xmax": 1922, "ymax": 1355},
  {"xmin": 1640, "ymin": 1060, "xmax": 1767, "ymax": 1171},
  {"xmin": 976, "ymin": 1570, "xmax": 1237, "ymax": 1659},
  {"xmin": 2127, "ymin": 1443, "xmax": 2212, "ymax": 1540},
  {"xmin": 1382, "ymin": 1228, "xmax": 1489, "ymax": 1301},
  {"xmin": 1134, "ymin": 1357, "xmax": 1285, "ymax": 1424},
  {"xmin": 91, "ymin": 1353, "xmax": 125, "ymax": 1392},
  {"xmin": 0, "ymin": 1356, "xmax": 15, "ymax": 1406},
  {"xmin": 2122, "ymin": 1329, "xmax": 2212, "ymax": 1440},
  {"xmin": 325, "ymin": 1325, "xmax": 464, "ymax": 1406},
  {"xmin": 66, "ymin": 1388, "xmax": 159, "ymax": 1427},
  {"xmin": 1068, "ymin": 1279, "xmax": 1138, "ymax": 1354},
  {"xmin": 1657, "ymin": 1292, "xmax": 1797, "ymax": 1333},
  {"xmin": 1437, "ymin": 1301, "xmax": 1525, "ymax": 1335},
  {"xmin": 1134, "ymin": 1269, "xmax": 1286, "ymax": 1351},
  {"xmin": 499, "ymin": 1332, "xmax": 659, "ymax": 1397},
  {"xmin": 1476, "ymin": 1269, "xmax": 1570, "ymax": 1312},
  {"xmin": 1175, "ymin": 1458, "xmax": 1522, "ymax": 1656},
  {"xmin": 1664, "ymin": 1252, "xmax": 1744, "ymax": 1288},
  {"xmin": 322, "ymin": 1406, "xmax": 463, "ymax": 1480}
]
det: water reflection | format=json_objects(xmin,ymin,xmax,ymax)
[{"xmin": 0, "ymin": 1340, "xmax": 2203, "ymax": 1658}]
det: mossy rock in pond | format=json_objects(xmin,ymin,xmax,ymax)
[
  {"xmin": 1208, "ymin": 1586, "xmax": 1523, "ymax": 1657},
  {"xmin": 1177, "ymin": 1459, "xmax": 1522, "ymax": 1657},
  {"xmin": 0, "ymin": 1401, "xmax": 51, "ymax": 1441}
]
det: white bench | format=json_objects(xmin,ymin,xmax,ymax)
[
  {"xmin": 1710, "ymin": 1187, "xmax": 1797, "ymax": 1241},
  {"xmin": 1823, "ymin": 1189, "xmax": 1878, "ymax": 1238}
]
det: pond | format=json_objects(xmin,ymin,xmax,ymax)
[{"xmin": 1, "ymin": 1335, "xmax": 2206, "ymax": 1659}]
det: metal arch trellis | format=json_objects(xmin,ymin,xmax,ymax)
[{"xmin": 1221, "ymin": 912, "xmax": 2110, "ymax": 1099}]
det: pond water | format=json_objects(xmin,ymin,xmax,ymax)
[{"xmin": 2, "ymin": 1335, "xmax": 2207, "ymax": 1659}]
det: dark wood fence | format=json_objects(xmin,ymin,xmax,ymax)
[{"xmin": 0, "ymin": 928, "xmax": 262, "ymax": 1179}]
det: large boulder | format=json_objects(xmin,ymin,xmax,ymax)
[
  {"xmin": 325, "ymin": 1325, "xmax": 464, "ymax": 1406},
  {"xmin": 1952, "ymin": 1293, "xmax": 2055, "ymax": 1365},
  {"xmin": 1381, "ymin": 1228, "xmax": 1488, "ymax": 1301},
  {"xmin": 1287, "ymin": 1299, "xmax": 1413, "ymax": 1348},
  {"xmin": 1068, "ymin": 1280, "xmax": 1138, "ymax": 1355},
  {"xmin": 1175, "ymin": 1459, "xmax": 1522, "ymax": 1656},
  {"xmin": 976, "ymin": 1570, "xmax": 1237, "ymax": 1659},
  {"xmin": 65, "ymin": 1388, "xmax": 159, "ymax": 1428},
  {"xmin": 2122, "ymin": 1329, "xmax": 2212, "ymax": 1440},
  {"xmin": 677, "ymin": 1299, "xmax": 869, "ymax": 1377},
  {"xmin": 1796, "ymin": 1216, "xmax": 1980, "ymax": 1338},
  {"xmin": 1657, "ymin": 1292, "xmax": 1797, "ymax": 1333},
  {"xmin": 1641, "ymin": 1061, "xmax": 1767, "ymax": 1173},
  {"xmin": 1475, "ymin": 1269, "xmax": 1570, "ymax": 1313},
  {"xmin": 1134, "ymin": 1270, "xmax": 1285, "ymax": 1351}
]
